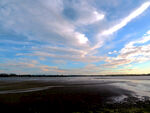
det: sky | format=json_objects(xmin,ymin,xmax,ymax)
[{"xmin": 0, "ymin": 0, "xmax": 150, "ymax": 75}]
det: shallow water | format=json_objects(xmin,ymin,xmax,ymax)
[{"xmin": 0, "ymin": 76, "xmax": 150, "ymax": 100}]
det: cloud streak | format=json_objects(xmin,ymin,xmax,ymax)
[
  {"xmin": 101, "ymin": 1, "xmax": 150, "ymax": 36},
  {"xmin": 91, "ymin": 1, "xmax": 150, "ymax": 51}
]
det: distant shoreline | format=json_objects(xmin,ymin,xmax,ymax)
[{"xmin": 0, "ymin": 73, "xmax": 150, "ymax": 77}]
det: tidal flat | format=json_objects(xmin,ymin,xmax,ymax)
[{"xmin": 0, "ymin": 76, "xmax": 150, "ymax": 113}]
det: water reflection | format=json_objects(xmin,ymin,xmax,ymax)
[{"xmin": 0, "ymin": 76, "xmax": 150, "ymax": 98}]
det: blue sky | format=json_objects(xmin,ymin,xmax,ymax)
[{"xmin": 0, "ymin": 0, "xmax": 150, "ymax": 75}]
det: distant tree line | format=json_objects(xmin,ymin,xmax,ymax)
[
  {"xmin": 0, "ymin": 73, "xmax": 66, "ymax": 77},
  {"xmin": 0, "ymin": 73, "xmax": 150, "ymax": 77}
]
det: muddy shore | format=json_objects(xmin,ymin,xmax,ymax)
[{"xmin": 0, "ymin": 77, "xmax": 150, "ymax": 113}]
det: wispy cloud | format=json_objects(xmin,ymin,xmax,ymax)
[
  {"xmin": 105, "ymin": 30, "xmax": 150, "ymax": 68},
  {"xmin": 101, "ymin": 1, "xmax": 150, "ymax": 36},
  {"xmin": 91, "ymin": 1, "xmax": 150, "ymax": 51},
  {"xmin": 0, "ymin": 0, "xmax": 150, "ymax": 74}
]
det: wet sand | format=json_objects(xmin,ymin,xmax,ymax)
[{"xmin": 0, "ymin": 77, "xmax": 150, "ymax": 113}]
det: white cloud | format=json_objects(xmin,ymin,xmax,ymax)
[
  {"xmin": 108, "ymin": 50, "xmax": 117, "ymax": 55},
  {"xmin": 105, "ymin": 30, "xmax": 150, "ymax": 68},
  {"xmin": 0, "ymin": 0, "xmax": 106, "ymax": 61},
  {"xmin": 0, "ymin": 0, "xmax": 92, "ymax": 47},
  {"xmin": 146, "ymin": 30, "xmax": 150, "ymax": 35},
  {"xmin": 90, "ymin": 1, "xmax": 150, "ymax": 51},
  {"xmin": 101, "ymin": 1, "xmax": 150, "ymax": 36},
  {"xmin": 1, "ymin": 0, "xmax": 150, "ymax": 75},
  {"xmin": 93, "ymin": 11, "xmax": 105, "ymax": 21},
  {"xmin": 75, "ymin": 32, "xmax": 88, "ymax": 44}
]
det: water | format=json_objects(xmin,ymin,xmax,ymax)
[
  {"xmin": 93, "ymin": 76, "xmax": 150, "ymax": 97},
  {"xmin": 0, "ymin": 76, "xmax": 150, "ymax": 101}
]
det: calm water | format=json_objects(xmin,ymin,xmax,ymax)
[{"xmin": 0, "ymin": 76, "xmax": 150, "ymax": 100}]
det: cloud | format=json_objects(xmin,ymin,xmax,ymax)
[
  {"xmin": 31, "ymin": 46, "xmax": 86, "ymax": 58},
  {"xmin": 52, "ymin": 60, "xmax": 66, "ymax": 64},
  {"xmin": 62, "ymin": 0, "xmax": 105, "ymax": 25},
  {"xmin": 0, "ymin": 0, "xmax": 105, "ymax": 48},
  {"xmin": 0, "ymin": 0, "xmax": 150, "ymax": 75},
  {"xmin": 105, "ymin": 30, "xmax": 150, "ymax": 68},
  {"xmin": 0, "ymin": 0, "xmax": 91, "ymax": 47},
  {"xmin": 24, "ymin": 51, "xmax": 105, "ymax": 63},
  {"xmin": 0, "ymin": 58, "xmax": 104, "ymax": 75},
  {"xmin": 0, "ymin": 59, "xmax": 64, "ymax": 74},
  {"xmin": 0, "ymin": 0, "xmax": 106, "ymax": 62},
  {"xmin": 91, "ymin": 1, "xmax": 150, "ymax": 51},
  {"xmin": 147, "ymin": 30, "xmax": 150, "ymax": 34},
  {"xmin": 108, "ymin": 50, "xmax": 117, "ymax": 55},
  {"xmin": 101, "ymin": 1, "xmax": 150, "ymax": 36},
  {"xmin": 54, "ymin": 64, "xmax": 105, "ymax": 75}
]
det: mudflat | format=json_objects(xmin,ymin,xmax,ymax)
[{"xmin": 0, "ymin": 76, "xmax": 150, "ymax": 113}]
